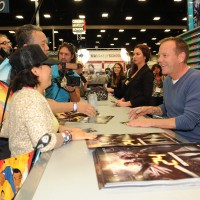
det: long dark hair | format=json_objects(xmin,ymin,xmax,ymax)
[
  {"xmin": 112, "ymin": 63, "xmax": 124, "ymax": 86},
  {"xmin": 151, "ymin": 64, "xmax": 162, "ymax": 77},
  {"xmin": 58, "ymin": 42, "xmax": 77, "ymax": 63}
]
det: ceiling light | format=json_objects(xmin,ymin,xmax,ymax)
[
  {"xmin": 102, "ymin": 13, "xmax": 108, "ymax": 18},
  {"xmin": 114, "ymin": 38, "xmax": 118, "ymax": 40},
  {"xmin": 59, "ymin": 38, "xmax": 63, "ymax": 41},
  {"xmin": 54, "ymin": 31, "xmax": 58, "ymax": 33},
  {"xmin": 164, "ymin": 29, "xmax": 171, "ymax": 32},
  {"xmin": 125, "ymin": 16, "xmax": 132, "ymax": 20},
  {"xmin": 44, "ymin": 14, "xmax": 51, "ymax": 18},
  {"xmin": 79, "ymin": 15, "xmax": 85, "ymax": 19},
  {"xmin": 110, "ymin": 44, "xmax": 114, "ymax": 46},
  {"xmin": 138, "ymin": 0, "xmax": 146, "ymax": 1},
  {"xmin": 9, "ymin": 31, "xmax": 15, "ymax": 34},
  {"xmin": 153, "ymin": 17, "xmax": 160, "ymax": 20},
  {"xmin": 97, "ymin": 35, "xmax": 101, "ymax": 37},
  {"xmin": 119, "ymin": 29, "xmax": 124, "ymax": 32},
  {"xmin": 74, "ymin": 0, "xmax": 82, "ymax": 2},
  {"xmin": 182, "ymin": 17, "xmax": 187, "ymax": 21},
  {"xmin": 156, "ymin": 42, "xmax": 160, "ymax": 45},
  {"xmin": 16, "ymin": 15, "xmax": 24, "ymax": 19},
  {"xmin": 183, "ymin": 29, "xmax": 187, "ymax": 32},
  {"xmin": 174, "ymin": 0, "xmax": 182, "ymax": 2},
  {"xmin": 125, "ymin": 43, "xmax": 130, "ymax": 45},
  {"xmin": 100, "ymin": 30, "xmax": 106, "ymax": 32},
  {"xmin": 152, "ymin": 38, "xmax": 157, "ymax": 40},
  {"xmin": 140, "ymin": 29, "xmax": 146, "ymax": 32}
]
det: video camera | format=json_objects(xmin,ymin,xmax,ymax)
[{"xmin": 59, "ymin": 62, "xmax": 81, "ymax": 87}]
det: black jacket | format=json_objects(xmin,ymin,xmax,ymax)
[{"xmin": 122, "ymin": 64, "xmax": 154, "ymax": 107}]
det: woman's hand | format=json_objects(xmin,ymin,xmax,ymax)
[
  {"xmin": 71, "ymin": 129, "xmax": 97, "ymax": 140},
  {"xmin": 59, "ymin": 125, "xmax": 82, "ymax": 132},
  {"xmin": 107, "ymin": 88, "xmax": 114, "ymax": 93},
  {"xmin": 77, "ymin": 102, "xmax": 96, "ymax": 117}
]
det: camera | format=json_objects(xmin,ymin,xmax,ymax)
[{"xmin": 60, "ymin": 62, "xmax": 81, "ymax": 87}]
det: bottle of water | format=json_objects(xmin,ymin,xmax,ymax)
[{"xmin": 88, "ymin": 92, "xmax": 98, "ymax": 110}]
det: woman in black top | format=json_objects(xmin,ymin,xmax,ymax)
[
  {"xmin": 115, "ymin": 44, "xmax": 154, "ymax": 107},
  {"xmin": 107, "ymin": 63, "xmax": 125, "ymax": 99}
]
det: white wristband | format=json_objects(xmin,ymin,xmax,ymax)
[{"xmin": 73, "ymin": 102, "xmax": 78, "ymax": 112}]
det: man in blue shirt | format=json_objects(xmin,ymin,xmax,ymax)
[
  {"xmin": 46, "ymin": 42, "xmax": 80, "ymax": 102},
  {"xmin": 127, "ymin": 36, "xmax": 200, "ymax": 142}
]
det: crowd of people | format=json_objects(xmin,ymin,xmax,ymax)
[{"xmin": 0, "ymin": 24, "xmax": 200, "ymax": 165}]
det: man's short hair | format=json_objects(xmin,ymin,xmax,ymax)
[
  {"xmin": 160, "ymin": 36, "xmax": 189, "ymax": 63},
  {"xmin": 15, "ymin": 24, "xmax": 42, "ymax": 48}
]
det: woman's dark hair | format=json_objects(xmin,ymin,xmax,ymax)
[
  {"xmin": 134, "ymin": 44, "xmax": 151, "ymax": 63},
  {"xmin": 151, "ymin": 63, "xmax": 162, "ymax": 76},
  {"xmin": 58, "ymin": 42, "xmax": 77, "ymax": 63},
  {"xmin": 10, "ymin": 68, "xmax": 39, "ymax": 92},
  {"xmin": 112, "ymin": 63, "xmax": 124, "ymax": 86}
]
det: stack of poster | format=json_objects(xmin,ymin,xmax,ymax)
[
  {"xmin": 86, "ymin": 132, "xmax": 180, "ymax": 149},
  {"xmin": 56, "ymin": 112, "xmax": 114, "ymax": 124},
  {"xmin": 93, "ymin": 143, "xmax": 200, "ymax": 189}
]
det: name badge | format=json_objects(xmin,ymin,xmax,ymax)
[{"xmin": 155, "ymin": 87, "xmax": 161, "ymax": 93}]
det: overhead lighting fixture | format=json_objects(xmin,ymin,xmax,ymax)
[
  {"xmin": 125, "ymin": 43, "xmax": 130, "ymax": 45},
  {"xmin": 140, "ymin": 29, "xmax": 146, "ymax": 32},
  {"xmin": 54, "ymin": 31, "xmax": 58, "ymax": 33},
  {"xmin": 131, "ymin": 37, "xmax": 136, "ymax": 40},
  {"xmin": 153, "ymin": 17, "xmax": 160, "ymax": 20},
  {"xmin": 74, "ymin": 0, "xmax": 82, "ymax": 2},
  {"xmin": 174, "ymin": 0, "xmax": 182, "ymax": 2},
  {"xmin": 183, "ymin": 29, "xmax": 187, "ymax": 32},
  {"xmin": 59, "ymin": 38, "xmax": 63, "ymax": 42},
  {"xmin": 16, "ymin": 15, "xmax": 24, "ymax": 19},
  {"xmin": 152, "ymin": 38, "xmax": 157, "ymax": 40},
  {"xmin": 164, "ymin": 29, "xmax": 171, "ymax": 32},
  {"xmin": 100, "ymin": 30, "xmax": 106, "ymax": 33},
  {"xmin": 9, "ymin": 31, "xmax": 15, "ymax": 34},
  {"xmin": 119, "ymin": 29, "xmax": 124, "ymax": 32},
  {"xmin": 102, "ymin": 13, "xmax": 108, "ymax": 18},
  {"xmin": 156, "ymin": 42, "xmax": 160, "ymax": 45},
  {"xmin": 110, "ymin": 43, "xmax": 114, "ymax": 46},
  {"xmin": 138, "ymin": 0, "xmax": 146, "ymax": 1},
  {"xmin": 182, "ymin": 17, "xmax": 187, "ymax": 21},
  {"xmin": 125, "ymin": 16, "xmax": 132, "ymax": 20},
  {"xmin": 79, "ymin": 15, "xmax": 85, "ymax": 19},
  {"xmin": 44, "ymin": 14, "xmax": 51, "ymax": 18},
  {"xmin": 114, "ymin": 38, "xmax": 118, "ymax": 40},
  {"xmin": 96, "ymin": 41, "xmax": 100, "ymax": 44},
  {"xmin": 97, "ymin": 35, "xmax": 101, "ymax": 37}
]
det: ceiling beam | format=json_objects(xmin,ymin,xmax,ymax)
[{"xmin": 0, "ymin": 25, "xmax": 186, "ymax": 31}]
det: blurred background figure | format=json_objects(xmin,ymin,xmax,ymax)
[
  {"xmin": 75, "ymin": 62, "xmax": 88, "ymax": 97},
  {"xmin": 150, "ymin": 64, "xmax": 164, "ymax": 106},
  {"xmin": 107, "ymin": 63, "xmax": 126, "ymax": 99},
  {"xmin": 87, "ymin": 64, "xmax": 108, "ymax": 87},
  {"xmin": 0, "ymin": 34, "xmax": 12, "ymax": 63},
  {"xmin": 125, "ymin": 63, "xmax": 132, "ymax": 78}
]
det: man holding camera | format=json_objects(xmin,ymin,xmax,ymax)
[{"xmin": 45, "ymin": 42, "xmax": 81, "ymax": 102}]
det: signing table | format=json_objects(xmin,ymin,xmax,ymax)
[{"xmin": 15, "ymin": 98, "xmax": 200, "ymax": 200}]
